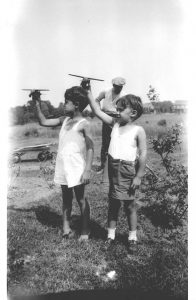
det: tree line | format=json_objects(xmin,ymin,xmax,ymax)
[
  {"xmin": 9, "ymin": 86, "xmax": 176, "ymax": 125},
  {"xmin": 9, "ymin": 100, "xmax": 63, "ymax": 125}
]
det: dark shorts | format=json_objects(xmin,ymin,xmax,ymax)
[{"xmin": 108, "ymin": 154, "xmax": 136, "ymax": 201}]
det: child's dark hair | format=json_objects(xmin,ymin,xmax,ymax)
[
  {"xmin": 64, "ymin": 86, "xmax": 88, "ymax": 112},
  {"xmin": 116, "ymin": 94, "xmax": 143, "ymax": 119}
]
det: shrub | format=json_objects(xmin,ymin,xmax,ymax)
[
  {"xmin": 24, "ymin": 128, "xmax": 39, "ymax": 137},
  {"xmin": 142, "ymin": 124, "xmax": 187, "ymax": 228},
  {"xmin": 39, "ymin": 158, "xmax": 56, "ymax": 189},
  {"xmin": 157, "ymin": 119, "xmax": 167, "ymax": 126}
]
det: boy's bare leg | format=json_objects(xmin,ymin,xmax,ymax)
[
  {"xmin": 102, "ymin": 156, "xmax": 109, "ymax": 187},
  {"xmin": 124, "ymin": 200, "xmax": 138, "ymax": 255},
  {"xmin": 124, "ymin": 200, "xmax": 137, "ymax": 231},
  {"xmin": 74, "ymin": 184, "xmax": 90, "ymax": 236},
  {"xmin": 107, "ymin": 199, "xmax": 121, "ymax": 240},
  {"xmin": 124, "ymin": 200, "xmax": 137, "ymax": 242},
  {"xmin": 61, "ymin": 185, "xmax": 73, "ymax": 235}
]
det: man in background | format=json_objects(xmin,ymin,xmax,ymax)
[{"xmin": 95, "ymin": 77, "xmax": 126, "ymax": 175}]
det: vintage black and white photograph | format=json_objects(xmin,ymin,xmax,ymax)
[{"xmin": 5, "ymin": 0, "xmax": 192, "ymax": 299}]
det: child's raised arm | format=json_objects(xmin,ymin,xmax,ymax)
[
  {"xmin": 87, "ymin": 90, "xmax": 113, "ymax": 125},
  {"xmin": 35, "ymin": 100, "xmax": 62, "ymax": 127},
  {"xmin": 95, "ymin": 91, "xmax": 105, "ymax": 108}
]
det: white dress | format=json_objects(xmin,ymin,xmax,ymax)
[{"xmin": 54, "ymin": 118, "xmax": 87, "ymax": 188}]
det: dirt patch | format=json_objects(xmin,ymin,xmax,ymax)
[{"xmin": 7, "ymin": 161, "xmax": 60, "ymax": 209}]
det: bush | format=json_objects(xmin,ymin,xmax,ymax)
[
  {"xmin": 24, "ymin": 128, "xmax": 39, "ymax": 137},
  {"xmin": 39, "ymin": 158, "xmax": 56, "ymax": 189},
  {"xmin": 142, "ymin": 124, "xmax": 187, "ymax": 228},
  {"xmin": 157, "ymin": 119, "xmax": 167, "ymax": 126}
]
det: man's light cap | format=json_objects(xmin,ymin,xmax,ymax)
[{"xmin": 112, "ymin": 77, "xmax": 126, "ymax": 86}]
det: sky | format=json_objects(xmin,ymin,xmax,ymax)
[{"xmin": 4, "ymin": 0, "xmax": 194, "ymax": 108}]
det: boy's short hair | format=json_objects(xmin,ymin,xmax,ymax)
[
  {"xmin": 64, "ymin": 86, "xmax": 88, "ymax": 112},
  {"xmin": 116, "ymin": 94, "xmax": 143, "ymax": 119}
]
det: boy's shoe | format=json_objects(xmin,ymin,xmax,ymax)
[
  {"xmin": 105, "ymin": 238, "xmax": 115, "ymax": 247},
  {"xmin": 96, "ymin": 166, "xmax": 104, "ymax": 174},
  {"xmin": 62, "ymin": 230, "xmax": 74, "ymax": 240},
  {"xmin": 127, "ymin": 239, "xmax": 138, "ymax": 255},
  {"xmin": 78, "ymin": 234, "xmax": 89, "ymax": 242}
]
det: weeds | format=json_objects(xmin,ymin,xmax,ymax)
[
  {"xmin": 142, "ymin": 124, "xmax": 188, "ymax": 228},
  {"xmin": 39, "ymin": 158, "xmax": 56, "ymax": 189},
  {"xmin": 157, "ymin": 119, "xmax": 167, "ymax": 126},
  {"xmin": 24, "ymin": 128, "xmax": 39, "ymax": 137},
  {"xmin": 8, "ymin": 161, "xmax": 21, "ymax": 188}
]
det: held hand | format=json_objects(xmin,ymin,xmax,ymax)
[
  {"xmin": 29, "ymin": 90, "xmax": 41, "ymax": 102},
  {"xmin": 81, "ymin": 170, "xmax": 91, "ymax": 185},
  {"xmin": 87, "ymin": 89, "xmax": 92, "ymax": 97},
  {"xmin": 131, "ymin": 176, "xmax": 141, "ymax": 190},
  {"xmin": 81, "ymin": 78, "xmax": 91, "ymax": 91}
]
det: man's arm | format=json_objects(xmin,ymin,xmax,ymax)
[
  {"xmin": 95, "ymin": 91, "xmax": 105, "ymax": 107},
  {"xmin": 80, "ymin": 121, "xmax": 94, "ymax": 184},
  {"xmin": 35, "ymin": 100, "xmax": 62, "ymax": 127},
  {"xmin": 131, "ymin": 127, "xmax": 147, "ymax": 189},
  {"xmin": 87, "ymin": 90, "xmax": 113, "ymax": 125}
]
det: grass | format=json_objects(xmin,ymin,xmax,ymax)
[
  {"xmin": 7, "ymin": 113, "xmax": 188, "ymax": 299},
  {"xmin": 7, "ymin": 179, "xmax": 188, "ymax": 298},
  {"xmin": 8, "ymin": 113, "xmax": 187, "ymax": 166},
  {"xmin": 9, "ymin": 112, "xmax": 186, "ymax": 144}
]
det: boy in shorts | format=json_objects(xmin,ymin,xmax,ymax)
[{"xmin": 87, "ymin": 89, "xmax": 147, "ymax": 253}]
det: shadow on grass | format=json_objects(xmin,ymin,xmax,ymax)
[
  {"xmin": 7, "ymin": 204, "xmax": 62, "ymax": 228},
  {"xmin": 115, "ymin": 233, "xmax": 129, "ymax": 246},
  {"xmin": 69, "ymin": 215, "xmax": 107, "ymax": 240},
  {"xmin": 9, "ymin": 288, "xmax": 186, "ymax": 300},
  {"xmin": 8, "ymin": 205, "xmax": 107, "ymax": 240},
  {"xmin": 34, "ymin": 205, "xmax": 62, "ymax": 228},
  {"xmin": 139, "ymin": 206, "xmax": 181, "ymax": 229}
]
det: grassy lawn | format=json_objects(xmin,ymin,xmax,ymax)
[{"xmin": 7, "ymin": 113, "xmax": 187, "ymax": 299}]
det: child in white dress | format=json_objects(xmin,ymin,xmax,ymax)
[
  {"xmin": 34, "ymin": 86, "xmax": 94, "ymax": 240},
  {"xmin": 88, "ymin": 90, "xmax": 147, "ymax": 254}
]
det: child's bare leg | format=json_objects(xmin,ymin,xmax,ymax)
[
  {"xmin": 124, "ymin": 200, "xmax": 137, "ymax": 241},
  {"xmin": 102, "ymin": 156, "xmax": 109, "ymax": 186},
  {"xmin": 108, "ymin": 198, "xmax": 121, "ymax": 228},
  {"xmin": 61, "ymin": 185, "xmax": 73, "ymax": 235},
  {"xmin": 74, "ymin": 184, "xmax": 90, "ymax": 236},
  {"xmin": 107, "ymin": 199, "xmax": 121, "ymax": 240}
]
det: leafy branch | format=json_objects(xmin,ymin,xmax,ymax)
[{"xmin": 142, "ymin": 124, "xmax": 187, "ymax": 228}]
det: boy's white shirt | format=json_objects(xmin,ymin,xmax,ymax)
[{"xmin": 108, "ymin": 122, "xmax": 140, "ymax": 161}]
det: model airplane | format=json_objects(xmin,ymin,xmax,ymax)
[
  {"xmin": 22, "ymin": 89, "xmax": 50, "ymax": 101},
  {"xmin": 68, "ymin": 74, "xmax": 104, "ymax": 90}
]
